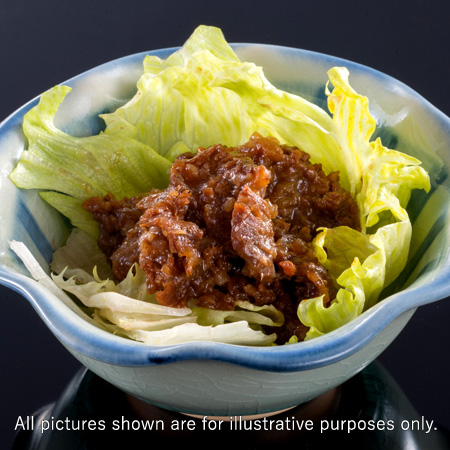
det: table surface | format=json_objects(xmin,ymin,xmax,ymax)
[{"xmin": 1, "ymin": 1, "xmax": 450, "ymax": 448}]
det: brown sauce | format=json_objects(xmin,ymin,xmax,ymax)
[{"xmin": 83, "ymin": 133, "xmax": 360, "ymax": 343}]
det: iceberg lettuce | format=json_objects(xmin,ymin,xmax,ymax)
[
  {"xmin": 10, "ymin": 85, "xmax": 172, "ymax": 237},
  {"xmin": 9, "ymin": 25, "xmax": 430, "ymax": 345},
  {"xmin": 297, "ymin": 68, "xmax": 430, "ymax": 339}
]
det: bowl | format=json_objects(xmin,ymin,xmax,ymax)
[{"xmin": 1, "ymin": 43, "xmax": 449, "ymax": 418}]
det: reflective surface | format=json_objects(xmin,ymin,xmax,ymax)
[{"xmin": 10, "ymin": 362, "xmax": 450, "ymax": 449}]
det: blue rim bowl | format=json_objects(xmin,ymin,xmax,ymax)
[{"xmin": 1, "ymin": 43, "xmax": 449, "ymax": 416}]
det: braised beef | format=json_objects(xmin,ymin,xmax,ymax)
[{"xmin": 83, "ymin": 133, "xmax": 360, "ymax": 343}]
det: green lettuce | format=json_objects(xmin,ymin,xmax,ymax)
[
  {"xmin": 297, "ymin": 68, "xmax": 430, "ymax": 339},
  {"xmin": 100, "ymin": 27, "xmax": 351, "ymax": 187},
  {"xmin": 10, "ymin": 85, "xmax": 172, "ymax": 237},
  {"xmin": 9, "ymin": 25, "xmax": 430, "ymax": 345}
]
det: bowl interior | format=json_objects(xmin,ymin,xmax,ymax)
[{"xmin": 1, "ymin": 43, "xmax": 449, "ymax": 370}]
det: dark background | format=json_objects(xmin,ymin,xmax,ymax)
[{"xmin": 1, "ymin": 0, "xmax": 450, "ymax": 448}]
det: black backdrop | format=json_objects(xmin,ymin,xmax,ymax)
[{"xmin": 1, "ymin": 0, "xmax": 450, "ymax": 447}]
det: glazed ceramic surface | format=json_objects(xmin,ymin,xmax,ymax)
[{"xmin": 1, "ymin": 44, "xmax": 449, "ymax": 416}]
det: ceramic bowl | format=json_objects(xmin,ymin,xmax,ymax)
[{"xmin": 1, "ymin": 43, "xmax": 449, "ymax": 418}]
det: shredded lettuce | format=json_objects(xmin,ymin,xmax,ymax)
[
  {"xmin": 9, "ymin": 25, "xmax": 430, "ymax": 345},
  {"xmin": 125, "ymin": 322, "xmax": 276, "ymax": 346},
  {"xmin": 192, "ymin": 300, "xmax": 285, "ymax": 328}
]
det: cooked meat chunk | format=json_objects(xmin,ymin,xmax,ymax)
[
  {"xmin": 231, "ymin": 185, "xmax": 278, "ymax": 282},
  {"xmin": 82, "ymin": 193, "xmax": 146, "ymax": 280}
]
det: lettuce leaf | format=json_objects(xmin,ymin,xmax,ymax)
[
  {"xmin": 100, "ymin": 26, "xmax": 351, "ymax": 187},
  {"xmin": 192, "ymin": 300, "xmax": 285, "ymax": 328},
  {"xmin": 125, "ymin": 321, "xmax": 276, "ymax": 346},
  {"xmin": 297, "ymin": 68, "xmax": 430, "ymax": 339},
  {"xmin": 9, "ymin": 85, "xmax": 172, "ymax": 237}
]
